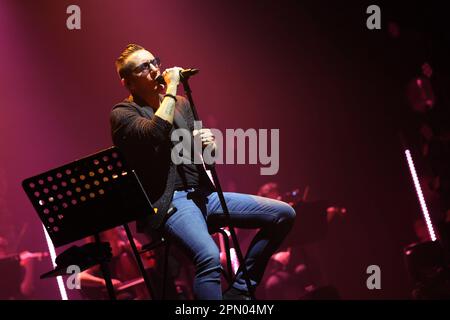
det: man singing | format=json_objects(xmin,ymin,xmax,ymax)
[{"xmin": 110, "ymin": 44, "xmax": 296, "ymax": 300}]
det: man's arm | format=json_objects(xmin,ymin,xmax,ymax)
[
  {"xmin": 110, "ymin": 106, "xmax": 172, "ymax": 146},
  {"xmin": 19, "ymin": 253, "xmax": 35, "ymax": 297},
  {"xmin": 154, "ymin": 67, "xmax": 182, "ymax": 124},
  {"xmin": 110, "ymin": 67, "xmax": 182, "ymax": 146},
  {"xmin": 154, "ymin": 83, "xmax": 178, "ymax": 124},
  {"xmin": 79, "ymin": 266, "xmax": 122, "ymax": 288}
]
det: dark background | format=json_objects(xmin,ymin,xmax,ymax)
[{"xmin": 0, "ymin": 0, "xmax": 448, "ymax": 299}]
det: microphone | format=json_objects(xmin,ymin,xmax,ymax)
[{"xmin": 155, "ymin": 68, "xmax": 199, "ymax": 85}]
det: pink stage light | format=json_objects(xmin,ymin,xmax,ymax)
[
  {"xmin": 42, "ymin": 225, "xmax": 68, "ymax": 300},
  {"xmin": 405, "ymin": 149, "xmax": 437, "ymax": 241}
]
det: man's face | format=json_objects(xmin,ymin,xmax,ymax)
[
  {"xmin": 258, "ymin": 183, "xmax": 281, "ymax": 200},
  {"xmin": 123, "ymin": 49, "xmax": 163, "ymax": 96}
]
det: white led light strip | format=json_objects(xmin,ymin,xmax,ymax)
[
  {"xmin": 42, "ymin": 225, "xmax": 68, "ymax": 300},
  {"xmin": 405, "ymin": 149, "xmax": 437, "ymax": 241}
]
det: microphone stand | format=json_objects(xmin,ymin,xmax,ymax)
[{"xmin": 180, "ymin": 73, "xmax": 256, "ymax": 300}]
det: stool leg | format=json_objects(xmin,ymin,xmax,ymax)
[{"xmin": 218, "ymin": 229, "xmax": 233, "ymax": 286}]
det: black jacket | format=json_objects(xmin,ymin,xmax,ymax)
[{"xmin": 110, "ymin": 95, "xmax": 214, "ymax": 232}]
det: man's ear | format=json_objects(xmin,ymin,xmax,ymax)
[{"xmin": 121, "ymin": 78, "xmax": 133, "ymax": 91}]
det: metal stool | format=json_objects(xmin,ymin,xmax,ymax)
[{"xmin": 140, "ymin": 227, "xmax": 236, "ymax": 299}]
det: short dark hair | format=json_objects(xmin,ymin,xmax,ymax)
[{"xmin": 115, "ymin": 43, "xmax": 145, "ymax": 79}]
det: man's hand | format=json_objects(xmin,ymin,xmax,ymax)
[
  {"xmin": 19, "ymin": 251, "xmax": 48, "ymax": 263},
  {"xmin": 193, "ymin": 128, "xmax": 216, "ymax": 149},
  {"xmin": 193, "ymin": 128, "xmax": 217, "ymax": 168},
  {"xmin": 111, "ymin": 279, "xmax": 123, "ymax": 289},
  {"xmin": 271, "ymin": 249, "xmax": 291, "ymax": 267},
  {"xmin": 102, "ymin": 278, "xmax": 122, "ymax": 289},
  {"xmin": 162, "ymin": 67, "xmax": 182, "ymax": 93}
]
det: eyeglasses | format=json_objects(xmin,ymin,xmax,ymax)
[{"xmin": 132, "ymin": 57, "xmax": 161, "ymax": 75}]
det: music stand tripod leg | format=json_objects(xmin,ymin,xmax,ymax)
[
  {"xmin": 94, "ymin": 234, "xmax": 116, "ymax": 300},
  {"xmin": 123, "ymin": 224, "xmax": 156, "ymax": 299}
]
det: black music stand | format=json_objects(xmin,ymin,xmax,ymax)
[{"xmin": 22, "ymin": 147, "xmax": 156, "ymax": 300}]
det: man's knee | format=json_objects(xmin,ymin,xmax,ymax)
[
  {"xmin": 195, "ymin": 246, "xmax": 221, "ymax": 272},
  {"xmin": 276, "ymin": 203, "xmax": 296, "ymax": 225}
]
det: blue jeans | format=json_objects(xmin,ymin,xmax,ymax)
[{"xmin": 164, "ymin": 189, "xmax": 296, "ymax": 300}]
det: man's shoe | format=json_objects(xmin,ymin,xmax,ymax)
[{"xmin": 222, "ymin": 287, "xmax": 252, "ymax": 300}]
